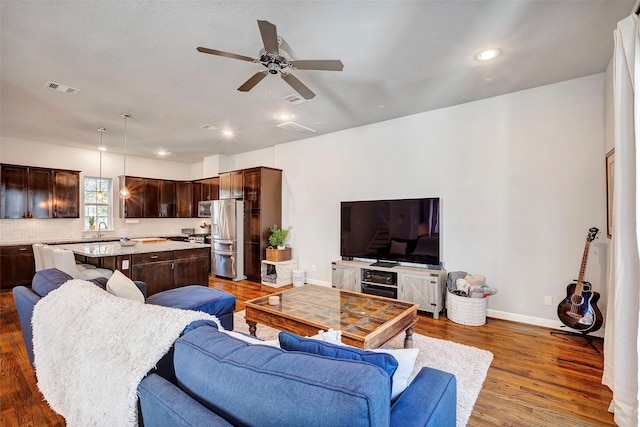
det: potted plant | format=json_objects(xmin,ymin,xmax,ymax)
[
  {"xmin": 267, "ymin": 225, "xmax": 292, "ymax": 261},
  {"xmin": 268, "ymin": 224, "xmax": 291, "ymax": 249},
  {"xmin": 88, "ymin": 216, "xmax": 96, "ymax": 230}
]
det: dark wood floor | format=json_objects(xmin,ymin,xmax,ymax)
[{"xmin": 1, "ymin": 276, "xmax": 615, "ymax": 426}]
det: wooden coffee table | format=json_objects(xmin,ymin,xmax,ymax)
[{"xmin": 244, "ymin": 285, "xmax": 418, "ymax": 349}]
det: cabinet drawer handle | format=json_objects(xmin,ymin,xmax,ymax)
[
  {"xmin": 19, "ymin": 248, "xmax": 27, "ymax": 251},
  {"xmin": 150, "ymin": 255, "xmax": 159, "ymax": 259}
]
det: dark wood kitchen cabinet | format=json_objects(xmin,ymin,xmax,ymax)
[
  {"xmin": 143, "ymin": 179, "xmax": 161, "ymax": 218},
  {"xmin": 176, "ymin": 181, "xmax": 192, "ymax": 218},
  {"xmin": 174, "ymin": 248, "xmax": 210, "ymax": 288},
  {"xmin": 243, "ymin": 167, "xmax": 282, "ymax": 281},
  {"xmin": 53, "ymin": 169, "xmax": 80, "ymax": 218},
  {"xmin": 120, "ymin": 176, "xmax": 145, "ymax": 218},
  {"xmin": 160, "ymin": 180, "xmax": 176, "ymax": 218},
  {"xmin": 191, "ymin": 177, "xmax": 218, "ymax": 217},
  {"xmin": 130, "ymin": 248, "xmax": 210, "ymax": 296},
  {"xmin": 219, "ymin": 171, "xmax": 243, "ymax": 200},
  {"xmin": 0, "ymin": 244, "xmax": 35, "ymax": 288},
  {"xmin": 131, "ymin": 251, "xmax": 174, "ymax": 296},
  {"xmin": 0, "ymin": 164, "xmax": 79, "ymax": 219}
]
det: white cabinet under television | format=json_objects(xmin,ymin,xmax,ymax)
[
  {"xmin": 331, "ymin": 259, "xmax": 446, "ymax": 319},
  {"xmin": 331, "ymin": 262, "xmax": 360, "ymax": 293},
  {"xmin": 398, "ymin": 272, "xmax": 444, "ymax": 319}
]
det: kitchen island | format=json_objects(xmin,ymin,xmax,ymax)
[{"xmin": 55, "ymin": 240, "xmax": 211, "ymax": 296}]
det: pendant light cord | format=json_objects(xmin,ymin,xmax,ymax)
[{"xmin": 121, "ymin": 113, "xmax": 130, "ymax": 189}]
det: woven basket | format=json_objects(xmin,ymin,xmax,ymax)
[
  {"xmin": 266, "ymin": 247, "xmax": 291, "ymax": 262},
  {"xmin": 446, "ymin": 292, "xmax": 487, "ymax": 326}
]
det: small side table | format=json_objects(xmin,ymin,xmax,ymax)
[{"xmin": 261, "ymin": 259, "xmax": 298, "ymax": 287}]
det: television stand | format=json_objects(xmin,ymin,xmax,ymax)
[
  {"xmin": 332, "ymin": 260, "xmax": 446, "ymax": 320},
  {"xmin": 370, "ymin": 261, "xmax": 398, "ymax": 268}
]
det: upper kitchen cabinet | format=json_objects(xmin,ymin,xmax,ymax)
[
  {"xmin": 219, "ymin": 171, "xmax": 243, "ymax": 199},
  {"xmin": 176, "ymin": 181, "xmax": 192, "ymax": 218},
  {"xmin": 53, "ymin": 170, "xmax": 80, "ymax": 218},
  {"xmin": 143, "ymin": 179, "xmax": 161, "ymax": 218},
  {"xmin": 160, "ymin": 180, "xmax": 177, "ymax": 218},
  {"xmin": 120, "ymin": 176, "xmax": 194, "ymax": 218},
  {"xmin": 120, "ymin": 176, "xmax": 145, "ymax": 218},
  {"xmin": 191, "ymin": 177, "xmax": 218, "ymax": 217},
  {"xmin": 202, "ymin": 177, "xmax": 220, "ymax": 201},
  {"xmin": 0, "ymin": 164, "xmax": 79, "ymax": 219}
]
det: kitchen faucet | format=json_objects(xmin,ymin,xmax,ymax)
[{"xmin": 97, "ymin": 221, "xmax": 108, "ymax": 239}]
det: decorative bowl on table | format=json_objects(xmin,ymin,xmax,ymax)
[{"xmin": 119, "ymin": 238, "xmax": 138, "ymax": 247}]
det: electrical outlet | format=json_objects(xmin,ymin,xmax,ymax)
[
  {"xmin": 544, "ymin": 295, "xmax": 552, "ymax": 306},
  {"xmin": 311, "ymin": 264, "xmax": 317, "ymax": 272}
]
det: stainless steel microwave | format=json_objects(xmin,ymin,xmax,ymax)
[{"xmin": 198, "ymin": 201, "xmax": 212, "ymax": 218}]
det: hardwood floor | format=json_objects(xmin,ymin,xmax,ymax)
[{"xmin": 1, "ymin": 277, "xmax": 614, "ymax": 426}]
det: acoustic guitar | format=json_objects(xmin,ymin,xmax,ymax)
[{"xmin": 556, "ymin": 227, "xmax": 603, "ymax": 333}]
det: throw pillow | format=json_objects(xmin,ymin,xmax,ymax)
[
  {"xmin": 106, "ymin": 270, "xmax": 144, "ymax": 303},
  {"xmin": 222, "ymin": 330, "xmax": 280, "ymax": 347},
  {"xmin": 298, "ymin": 332, "xmax": 419, "ymax": 400},
  {"xmin": 369, "ymin": 347, "xmax": 419, "ymax": 400},
  {"xmin": 278, "ymin": 331, "xmax": 398, "ymax": 381}
]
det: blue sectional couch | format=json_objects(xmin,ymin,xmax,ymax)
[
  {"xmin": 13, "ymin": 268, "xmax": 457, "ymax": 426},
  {"xmin": 139, "ymin": 323, "xmax": 457, "ymax": 427}
]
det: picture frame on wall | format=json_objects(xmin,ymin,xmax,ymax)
[{"xmin": 606, "ymin": 149, "xmax": 615, "ymax": 238}]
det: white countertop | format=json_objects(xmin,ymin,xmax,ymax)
[{"xmin": 54, "ymin": 240, "xmax": 210, "ymax": 257}]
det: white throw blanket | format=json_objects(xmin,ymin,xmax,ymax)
[{"xmin": 32, "ymin": 279, "xmax": 221, "ymax": 427}]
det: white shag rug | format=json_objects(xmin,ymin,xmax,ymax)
[
  {"xmin": 234, "ymin": 310, "xmax": 493, "ymax": 427},
  {"xmin": 32, "ymin": 280, "xmax": 221, "ymax": 427}
]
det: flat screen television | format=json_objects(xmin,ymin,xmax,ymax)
[{"xmin": 340, "ymin": 198, "xmax": 440, "ymax": 267}]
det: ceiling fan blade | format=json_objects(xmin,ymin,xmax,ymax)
[
  {"xmin": 257, "ymin": 20, "xmax": 279, "ymax": 55},
  {"xmin": 289, "ymin": 60, "xmax": 344, "ymax": 71},
  {"xmin": 281, "ymin": 73, "xmax": 316, "ymax": 100},
  {"xmin": 238, "ymin": 72, "xmax": 268, "ymax": 92},
  {"xmin": 197, "ymin": 47, "xmax": 256, "ymax": 63}
]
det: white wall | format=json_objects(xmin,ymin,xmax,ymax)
[
  {"xmin": 275, "ymin": 74, "xmax": 607, "ymax": 329},
  {"xmin": 0, "ymin": 138, "xmax": 202, "ymax": 242}
]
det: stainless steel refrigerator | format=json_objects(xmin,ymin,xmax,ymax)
[{"xmin": 211, "ymin": 199, "xmax": 245, "ymax": 281}]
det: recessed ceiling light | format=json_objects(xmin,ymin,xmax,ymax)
[
  {"xmin": 98, "ymin": 146, "xmax": 108, "ymax": 152},
  {"xmin": 275, "ymin": 112, "xmax": 293, "ymax": 120},
  {"xmin": 221, "ymin": 130, "xmax": 234, "ymax": 137},
  {"xmin": 157, "ymin": 151, "xmax": 169, "ymax": 156},
  {"xmin": 476, "ymin": 48, "xmax": 501, "ymax": 61}
]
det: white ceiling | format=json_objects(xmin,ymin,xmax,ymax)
[{"xmin": 0, "ymin": 1, "xmax": 634, "ymax": 164}]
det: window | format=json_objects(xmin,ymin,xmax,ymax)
[{"xmin": 84, "ymin": 177, "xmax": 111, "ymax": 229}]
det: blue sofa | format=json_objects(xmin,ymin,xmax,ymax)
[
  {"xmin": 14, "ymin": 269, "xmax": 457, "ymax": 426},
  {"xmin": 12, "ymin": 268, "xmax": 236, "ymax": 368},
  {"xmin": 138, "ymin": 322, "xmax": 457, "ymax": 427}
]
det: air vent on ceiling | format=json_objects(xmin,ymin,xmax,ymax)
[
  {"xmin": 281, "ymin": 94, "xmax": 308, "ymax": 105},
  {"xmin": 276, "ymin": 121, "xmax": 317, "ymax": 135},
  {"xmin": 45, "ymin": 81, "xmax": 80, "ymax": 95}
]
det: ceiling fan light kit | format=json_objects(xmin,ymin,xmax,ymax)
[{"xmin": 198, "ymin": 20, "xmax": 343, "ymax": 100}]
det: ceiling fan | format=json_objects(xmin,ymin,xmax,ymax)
[{"xmin": 197, "ymin": 20, "xmax": 343, "ymax": 100}]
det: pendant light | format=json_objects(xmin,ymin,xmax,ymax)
[
  {"xmin": 118, "ymin": 113, "xmax": 131, "ymax": 199},
  {"xmin": 96, "ymin": 127, "xmax": 106, "ymax": 202}
]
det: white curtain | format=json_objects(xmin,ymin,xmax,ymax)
[{"xmin": 602, "ymin": 13, "xmax": 640, "ymax": 427}]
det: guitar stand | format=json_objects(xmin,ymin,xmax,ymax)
[{"xmin": 550, "ymin": 328, "xmax": 600, "ymax": 353}]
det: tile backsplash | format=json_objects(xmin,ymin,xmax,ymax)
[{"xmin": 0, "ymin": 217, "xmax": 207, "ymax": 244}]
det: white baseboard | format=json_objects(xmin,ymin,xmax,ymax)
[
  {"xmin": 487, "ymin": 309, "xmax": 605, "ymax": 338},
  {"xmin": 305, "ymin": 279, "xmax": 332, "ymax": 287}
]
